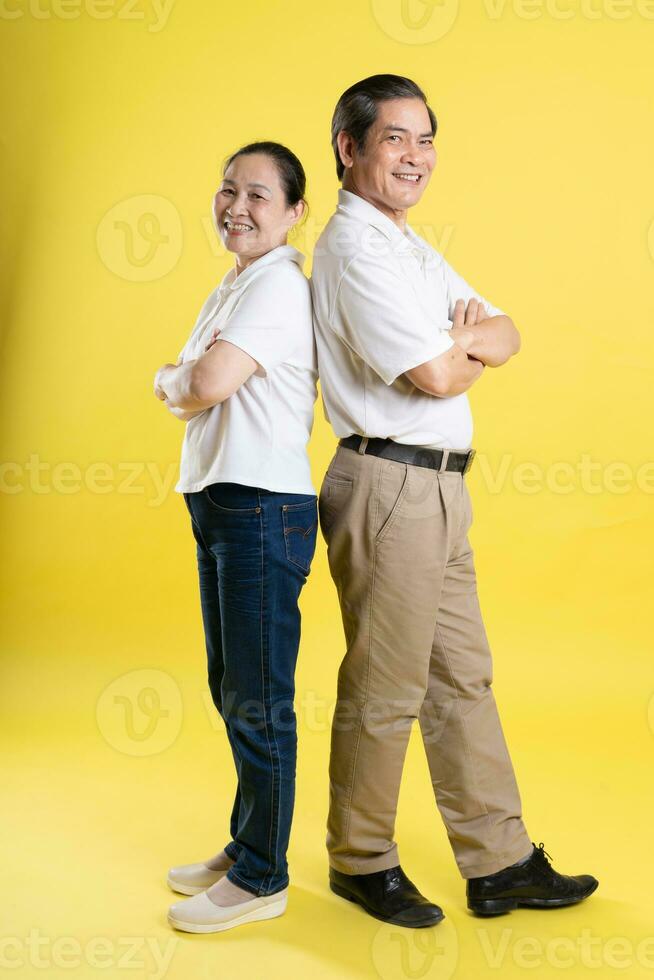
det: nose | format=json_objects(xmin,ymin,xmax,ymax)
[
  {"xmin": 228, "ymin": 192, "xmax": 250, "ymax": 217},
  {"xmin": 402, "ymin": 143, "xmax": 434, "ymax": 168},
  {"xmin": 399, "ymin": 144, "xmax": 425, "ymax": 168}
]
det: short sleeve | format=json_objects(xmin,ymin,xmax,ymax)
[
  {"xmin": 177, "ymin": 286, "xmax": 221, "ymax": 364},
  {"xmin": 438, "ymin": 255, "xmax": 506, "ymax": 319},
  {"xmin": 216, "ymin": 267, "xmax": 311, "ymax": 378},
  {"xmin": 334, "ymin": 253, "xmax": 455, "ymax": 386}
]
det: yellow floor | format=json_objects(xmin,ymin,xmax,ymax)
[{"xmin": 4, "ymin": 596, "xmax": 652, "ymax": 980}]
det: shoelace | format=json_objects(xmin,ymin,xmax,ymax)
[{"xmin": 532, "ymin": 842, "xmax": 556, "ymax": 879}]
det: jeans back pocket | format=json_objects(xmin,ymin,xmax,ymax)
[{"xmin": 282, "ymin": 498, "xmax": 318, "ymax": 574}]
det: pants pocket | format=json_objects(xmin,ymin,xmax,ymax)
[
  {"xmin": 375, "ymin": 461, "xmax": 410, "ymax": 543},
  {"xmin": 282, "ymin": 498, "xmax": 318, "ymax": 574},
  {"xmin": 318, "ymin": 472, "xmax": 354, "ymax": 538}
]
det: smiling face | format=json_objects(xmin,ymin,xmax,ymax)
[
  {"xmin": 213, "ymin": 153, "xmax": 304, "ymax": 270},
  {"xmin": 338, "ymin": 97, "xmax": 436, "ymax": 227}
]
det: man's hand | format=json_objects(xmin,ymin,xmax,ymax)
[
  {"xmin": 449, "ymin": 298, "xmax": 520, "ymax": 367},
  {"xmin": 450, "ymin": 298, "xmax": 488, "ymax": 355}
]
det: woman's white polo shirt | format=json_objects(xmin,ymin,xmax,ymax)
[{"xmin": 174, "ymin": 245, "xmax": 318, "ymax": 496}]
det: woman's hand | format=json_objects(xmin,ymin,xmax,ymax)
[
  {"xmin": 154, "ymin": 363, "xmax": 177, "ymax": 401},
  {"xmin": 204, "ymin": 327, "xmax": 222, "ymax": 352}
]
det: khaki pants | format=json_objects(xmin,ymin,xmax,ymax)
[{"xmin": 319, "ymin": 443, "xmax": 532, "ymax": 880}]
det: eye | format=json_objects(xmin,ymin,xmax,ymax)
[
  {"xmin": 420, "ymin": 138, "xmax": 434, "ymax": 145},
  {"xmin": 250, "ymin": 193, "xmax": 263, "ymax": 200},
  {"xmin": 387, "ymin": 135, "xmax": 401, "ymax": 143},
  {"xmin": 220, "ymin": 187, "xmax": 235, "ymax": 196}
]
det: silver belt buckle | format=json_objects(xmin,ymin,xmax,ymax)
[{"xmin": 462, "ymin": 449, "xmax": 476, "ymax": 475}]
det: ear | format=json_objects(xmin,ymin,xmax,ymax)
[
  {"xmin": 287, "ymin": 198, "xmax": 306, "ymax": 229},
  {"xmin": 336, "ymin": 130, "xmax": 355, "ymax": 171}
]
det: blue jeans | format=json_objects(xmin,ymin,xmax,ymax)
[{"xmin": 183, "ymin": 482, "xmax": 318, "ymax": 897}]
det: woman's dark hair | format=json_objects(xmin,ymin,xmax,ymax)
[
  {"xmin": 331, "ymin": 74, "xmax": 437, "ymax": 181},
  {"xmin": 222, "ymin": 141, "xmax": 306, "ymax": 208}
]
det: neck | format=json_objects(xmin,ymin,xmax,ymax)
[
  {"xmin": 342, "ymin": 175, "xmax": 408, "ymax": 232},
  {"xmin": 233, "ymin": 238, "xmax": 287, "ymax": 277}
]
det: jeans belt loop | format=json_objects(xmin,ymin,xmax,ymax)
[
  {"xmin": 438, "ymin": 448, "xmax": 450, "ymax": 472},
  {"xmin": 358, "ymin": 436, "xmax": 369, "ymax": 455}
]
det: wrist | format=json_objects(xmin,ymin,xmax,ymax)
[{"xmin": 450, "ymin": 326, "xmax": 476, "ymax": 352}]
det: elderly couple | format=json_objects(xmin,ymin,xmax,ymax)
[{"xmin": 154, "ymin": 74, "xmax": 598, "ymax": 935}]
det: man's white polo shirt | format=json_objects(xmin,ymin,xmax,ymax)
[
  {"xmin": 310, "ymin": 189, "xmax": 505, "ymax": 450},
  {"xmin": 175, "ymin": 244, "xmax": 318, "ymax": 495}
]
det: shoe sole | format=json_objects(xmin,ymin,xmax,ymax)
[
  {"xmin": 468, "ymin": 880, "xmax": 599, "ymax": 916},
  {"xmin": 167, "ymin": 897, "xmax": 287, "ymax": 934},
  {"xmin": 330, "ymin": 881, "xmax": 445, "ymax": 928}
]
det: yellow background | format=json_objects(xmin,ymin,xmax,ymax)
[{"xmin": 2, "ymin": 0, "xmax": 653, "ymax": 977}]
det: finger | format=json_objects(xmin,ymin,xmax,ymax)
[
  {"xmin": 452, "ymin": 298, "xmax": 465, "ymax": 329},
  {"xmin": 465, "ymin": 299, "xmax": 479, "ymax": 326},
  {"xmin": 476, "ymin": 303, "xmax": 487, "ymax": 323}
]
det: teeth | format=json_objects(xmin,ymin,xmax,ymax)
[
  {"xmin": 393, "ymin": 173, "xmax": 420, "ymax": 182},
  {"xmin": 225, "ymin": 220, "xmax": 253, "ymax": 231}
]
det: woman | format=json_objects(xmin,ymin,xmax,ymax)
[{"xmin": 153, "ymin": 142, "xmax": 318, "ymax": 934}]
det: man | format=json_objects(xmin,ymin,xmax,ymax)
[{"xmin": 311, "ymin": 74, "xmax": 598, "ymax": 926}]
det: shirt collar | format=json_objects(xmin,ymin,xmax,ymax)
[
  {"xmin": 336, "ymin": 189, "xmax": 431, "ymax": 263},
  {"xmin": 337, "ymin": 189, "xmax": 408, "ymax": 243},
  {"xmin": 219, "ymin": 243, "xmax": 305, "ymax": 293}
]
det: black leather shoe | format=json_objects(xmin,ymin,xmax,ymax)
[
  {"xmin": 467, "ymin": 842, "xmax": 599, "ymax": 916},
  {"xmin": 329, "ymin": 865, "xmax": 444, "ymax": 928}
]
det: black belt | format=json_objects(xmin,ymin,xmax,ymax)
[{"xmin": 339, "ymin": 435, "xmax": 476, "ymax": 475}]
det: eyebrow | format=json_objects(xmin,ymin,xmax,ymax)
[
  {"xmin": 221, "ymin": 178, "xmax": 272, "ymax": 193},
  {"xmin": 381, "ymin": 125, "xmax": 434, "ymax": 138}
]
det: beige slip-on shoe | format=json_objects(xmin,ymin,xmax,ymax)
[
  {"xmin": 166, "ymin": 861, "xmax": 229, "ymax": 896},
  {"xmin": 168, "ymin": 887, "xmax": 288, "ymax": 934}
]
